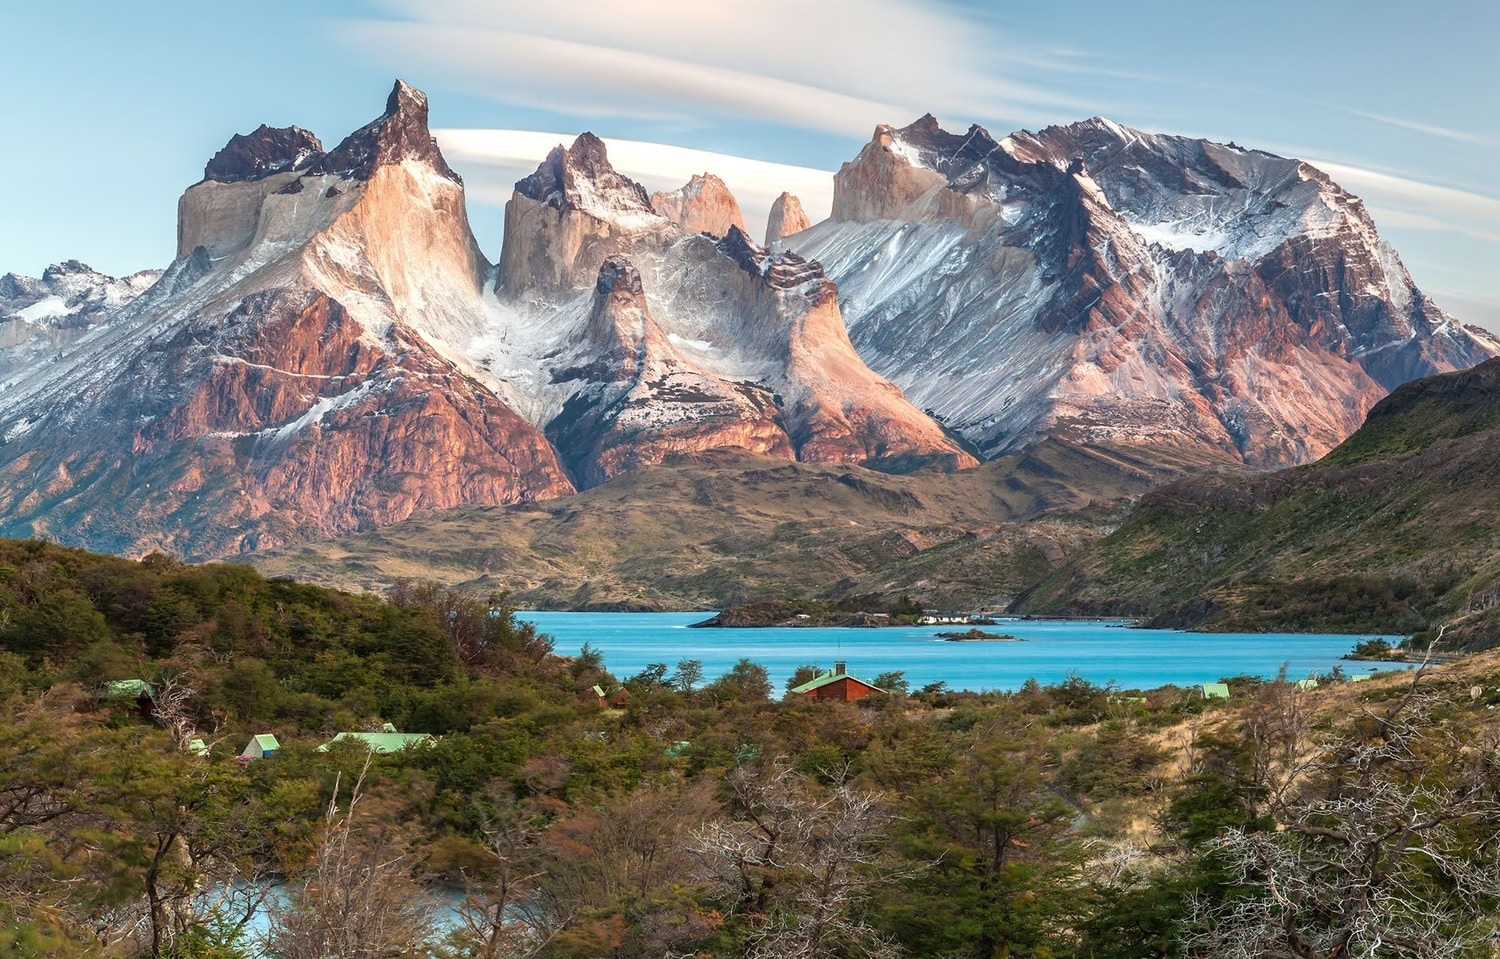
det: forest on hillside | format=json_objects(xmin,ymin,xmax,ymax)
[{"xmin": 4, "ymin": 538, "xmax": 1500, "ymax": 958}]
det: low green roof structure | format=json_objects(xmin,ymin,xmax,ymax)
[
  {"xmin": 318, "ymin": 731, "xmax": 435, "ymax": 754},
  {"xmin": 789, "ymin": 662, "xmax": 885, "ymax": 702},
  {"xmin": 95, "ymin": 679, "xmax": 156, "ymax": 700},
  {"xmin": 241, "ymin": 734, "xmax": 280, "ymax": 759},
  {"xmin": 1201, "ymin": 683, "xmax": 1231, "ymax": 700}
]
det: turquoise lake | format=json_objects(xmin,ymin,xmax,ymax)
[{"xmin": 516, "ymin": 612, "xmax": 1402, "ymax": 693}]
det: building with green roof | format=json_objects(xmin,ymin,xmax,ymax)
[
  {"xmin": 789, "ymin": 662, "xmax": 885, "ymax": 703},
  {"xmin": 317, "ymin": 731, "xmax": 435, "ymax": 754},
  {"xmin": 240, "ymin": 734, "xmax": 280, "ymax": 760}
]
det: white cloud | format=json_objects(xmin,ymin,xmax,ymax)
[
  {"xmin": 1339, "ymin": 108, "xmax": 1494, "ymax": 146},
  {"xmin": 1307, "ymin": 158, "xmax": 1500, "ymax": 245},
  {"xmin": 339, "ymin": 0, "xmax": 1086, "ymax": 136},
  {"xmin": 435, "ymin": 128, "xmax": 835, "ymax": 245}
]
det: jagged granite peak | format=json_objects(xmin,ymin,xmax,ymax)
[
  {"xmin": 650, "ymin": 173, "xmax": 747, "ymax": 237},
  {"xmin": 765, "ymin": 191, "xmax": 811, "ymax": 244},
  {"xmin": 489, "ymin": 142, "xmax": 976, "ymax": 481},
  {"xmin": 543, "ymin": 254, "xmax": 795, "ymax": 486},
  {"xmin": 515, "ymin": 132, "xmax": 659, "ymax": 225},
  {"xmin": 716, "ymin": 225, "xmax": 833, "ymax": 299},
  {"xmin": 497, "ymin": 133, "xmax": 670, "ymax": 295},
  {"xmin": 831, "ymin": 114, "xmax": 1032, "ymax": 222},
  {"xmin": 202, "ymin": 124, "xmax": 324, "ymax": 183},
  {"xmin": 0, "ymin": 81, "xmax": 571, "ymax": 559},
  {"xmin": 309, "ymin": 79, "xmax": 460, "ymax": 183},
  {"xmin": 796, "ymin": 112, "xmax": 1500, "ymax": 469}
]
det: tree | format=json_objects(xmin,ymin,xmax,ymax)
[
  {"xmin": 786, "ymin": 665, "xmax": 822, "ymax": 694},
  {"xmin": 445, "ymin": 790, "xmax": 564, "ymax": 959},
  {"xmin": 263, "ymin": 762, "xmax": 435, "ymax": 959},
  {"xmin": 703, "ymin": 659, "xmax": 772, "ymax": 705},
  {"xmin": 1185, "ymin": 667, "xmax": 1500, "ymax": 958},
  {"xmin": 693, "ymin": 759, "xmax": 902, "ymax": 958},
  {"xmin": 670, "ymin": 658, "xmax": 704, "ymax": 694},
  {"xmin": 881, "ymin": 723, "xmax": 1080, "ymax": 957}
]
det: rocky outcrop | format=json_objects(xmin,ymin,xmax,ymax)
[
  {"xmin": 765, "ymin": 192, "xmax": 811, "ymax": 244},
  {"xmin": 201, "ymin": 125, "xmax": 323, "ymax": 183},
  {"xmin": 0, "ymin": 261, "xmax": 162, "ymax": 388},
  {"xmin": 794, "ymin": 114, "xmax": 1499, "ymax": 468},
  {"xmin": 545, "ymin": 256, "xmax": 793, "ymax": 487},
  {"xmin": 495, "ymin": 133, "xmax": 670, "ymax": 295},
  {"xmin": 0, "ymin": 81, "xmax": 573, "ymax": 559},
  {"xmin": 649, "ymin": 173, "xmax": 746, "ymax": 237},
  {"xmin": 489, "ymin": 138, "xmax": 978, "ymax": 483}
]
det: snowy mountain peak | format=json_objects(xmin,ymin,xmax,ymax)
[
  {"xmin": 717, "ymin": 225, "xmax": 832, "ymax": 299},
  {"xmin": 309, "ymin": 79, "xmax": 460, "ymax": 184},
  {"xmin": 595, "ymin": 254, "xmax": 645, "ymax": 298},
  {"xmin": 202, "ymin": 124, "xmax": 324, "ymax": 184},
  {"xmin": 515, "ymin": 133, "xmax": 661, "ymax": 229},
  {"xmin": 650, "ymin": 173, "xmax": 746, "ymax": 238}
]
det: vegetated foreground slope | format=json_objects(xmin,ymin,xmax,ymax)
[
  {"xmin": 1019, "ymin": 357, "xmax": 1500, "ymax": 642},
  {"xmin": 251, "ymin": 441, "xmax": 1241, "ymax": 610},
  {"xmin": 9, "ymin": 531, "xmax": 1500, "ymax": 959}
]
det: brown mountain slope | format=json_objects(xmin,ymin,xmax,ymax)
[
  {"xmin": 249, "ymin": 442, "xmax": 1241, "ymax": 609},
  {"xmin": 1016, "ymin": 358, "xmax": 1500, "ymax": 645}
]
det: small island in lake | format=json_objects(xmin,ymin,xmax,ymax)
[
  {"xmin": 690, "ymin": 600, "xmax": 909, "ymax": 628},
  {"xmin": 937, "ymin": 628, "xmax": 1023, "ymax": 642}
]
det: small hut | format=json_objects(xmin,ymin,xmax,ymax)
[{"xmin": 240, "ymin": 734, "xmax": 280, "ymax": 760}]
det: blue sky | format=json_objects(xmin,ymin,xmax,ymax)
[{"xmin": 5, "ymin": 0, "xmax": 1497, "ymax": 327}]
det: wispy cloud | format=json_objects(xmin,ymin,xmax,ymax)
[
  {"xmin": 338, "ymin": 0, "xmax": 1088, "ymax": 136},
  {"xmin": 1307, "ymin": 158, "xmax": 1500, "ymax": 244},
  {"xmin": 1339, "ymin": 107, "xmax": 1494, "ymax": 146},
  {"xmin": 435, "ymin": 128, "xmax": 835, "ymax": 242}
]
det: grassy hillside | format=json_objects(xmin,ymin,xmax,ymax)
[
  {"xmin": 9, "ymin": 533, "xmax": 1500, "ymax": 958},
  {"xmin": 252, "ymin": 441, "xmax": 1239, "ymax": 610},
  {"xmin": 1019, "ymin": 359, "xmax": 1500, "ymax": 644}
]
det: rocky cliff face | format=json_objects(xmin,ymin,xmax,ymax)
[
  {"xmin": 795, "ymin": 115, "xmax": 1499, "ymax": 467},
  {"xmin": 487, "ymin": 137, "xmax": 976, "ymax": 484},
  {"xmin": 650, "ymin": 173, "xmax": 747, "ymax": 237},
  {"xmin": 0, "ymin": 81, "xmax": 573, "ymax": 559},
  {"xmin": 765, "ymin": 191, "xmax": 811, "ymax": 245},
  {"xmin": 495, "ymin": 133, "xmax": 671, "ymax": 295}
]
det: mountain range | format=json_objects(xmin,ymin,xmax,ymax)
[{"xmin": 0, "ymin": 80, "xmax": 1493, "ymax": 561}]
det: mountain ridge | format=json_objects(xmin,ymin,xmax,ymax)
[{"xmin": 2, "ymin": 85, "xmax": 1493, "ymax": 563}]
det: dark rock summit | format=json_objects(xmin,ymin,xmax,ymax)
[
  {"xmin": 311, "ymin": 80, "xmax": 460, "ymax": 183},
  {"xmin": 716, "ymin": 226, "xmax": 831, "ymax": 296},
  {"xmin": 202, "ymin": 124, "xmax": 324, "ymax": 183},
  {"xmin": 515, "ymin": 132, "xmax": 654, "ymax": 213}
]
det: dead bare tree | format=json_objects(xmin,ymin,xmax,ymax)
[
  {"xmin": 449, "ymin": 791, "xmax": 567, "ymax": 959},
  {"xmin": 262, "ymin": 760, "xmax": 435, "ymax": 959},
  {"xmin": 1185, "ymin": 646, "xmax": 1500, "ymax": 958},
  {"xmin": 692, "ymin": 760, "xmax": 904, "ymax": 959}
]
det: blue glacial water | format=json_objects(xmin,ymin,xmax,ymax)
[{"xmin": 516, "ymin": 612, "xmax": 1404, "ymax": 693}]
